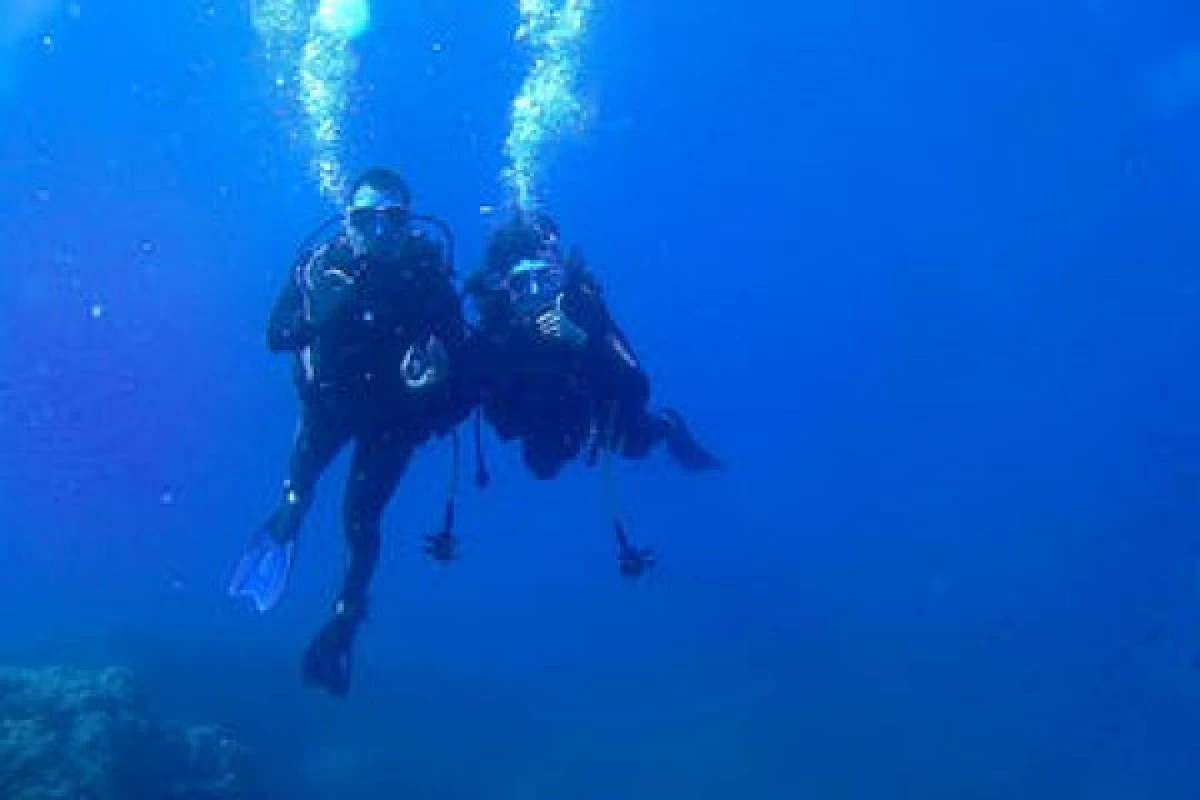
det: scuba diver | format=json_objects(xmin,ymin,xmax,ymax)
[
  {"xmin": 465, "ymin": 210, "xmax": 722, "ymax": 577},
  {"xmin": 227, "ymin": 168, "xmax": 473, "ymax": 696}
]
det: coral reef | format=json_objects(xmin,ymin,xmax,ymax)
[{"xmin": 0, "ymin": 666, "xmax": 260, "ymax": 800}]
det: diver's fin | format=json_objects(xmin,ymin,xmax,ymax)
[
  {"xmin": 660, "ymin": 410, "xmax": 723, "ymax": 472},
  {"xmin": 228, "ymin": 532, "xmax": 295, "ymax": 613},
  {"xmin": 302, "ymin": 615, "xmax": 358, "ymax": 697},
  {"xmin": 302, "ymin": 601, "xmax": 364, "ymax": 696}
]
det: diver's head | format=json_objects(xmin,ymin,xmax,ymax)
[
  {"xmin": 504, "ymin": 257, "xmax": 568, "ymax": 320},
  {"xmin": 482, "ymin": 208, "xmax": 563, "ymax": 283},
  {"xmin": 522, "ymin": 209, "xmax": 561, "ymax": 259},
  {"xmin": 344, "ymin": 168, "xmax": 412, "ymax": 257}
]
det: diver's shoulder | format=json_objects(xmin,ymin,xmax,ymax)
[{"xmin": 566, "ymin": 250, "xmax": 603, "ymax": 294}]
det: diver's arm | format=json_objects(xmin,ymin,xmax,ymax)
[
  {"xmin": 591, "ymin": 319, "xmax": 651, "ymax": 409},
  {"xmin": 267, "ymin": 244, "xmax": 357, "ymax": 352},
  {"xmin": 573, "ymin": 284, "xmax": 651, "ymax": 407},
  {"xmin": 428, "ymin": 276, "xmax": 476, "ymax": 382},
  {"xmin": 398, "ymin": 236, "xmax": 474, "ymax": 393},
  {"xmin": 266, "ymin": 276, "xmax": 315, "ymax": 353}
]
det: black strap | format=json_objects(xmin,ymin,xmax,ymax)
[
  {"xmin": 473, "ymin": 408, "xmax": 491, "ymax": 487},
  {"xmin": 440, "ymin": 430, "xmax": 461, "ymax": 536}
]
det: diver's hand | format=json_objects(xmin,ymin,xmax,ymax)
[
  {"xmin": 536, "ymin": 296, "xmax": 587, "ymax": 349},
  {"xmin": 403, "ymin": 335, "xmax": 450, "ymax": 391},
  {"xmin": 305, "ymin": 267, "xmax": 355, "ymax": 328}
]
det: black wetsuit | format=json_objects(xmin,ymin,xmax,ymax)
[
  {"xmin": 468, "ymin": 252, "xmax": 669, "ymax": 480},
  {"xmin": 265, "ymin": 230, "xmax": 471, "ymax": 611}
]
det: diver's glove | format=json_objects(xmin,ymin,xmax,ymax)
[
  {"xmin": 535, "ymin": 295, "xmax": 588, "ymax": 349},
  {"xmin": 303, "ymin": 265, "xmax": 356, "ymax": 329},
  {"xmin": 402, "ymin": 334, "xmax": 451, "ymax": 391}
]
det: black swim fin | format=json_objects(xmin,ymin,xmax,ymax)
[
  {"xmin": 302, "ymin": 602, "xmax": 363, "ymax": 697},
  {"xmin": 659, "ymin": 409, "xmax": 722, "ymax": 472}
]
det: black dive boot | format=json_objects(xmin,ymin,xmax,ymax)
[{"xmin": 302, "ymin": 597, "xmax": 365, "ymax": 697}]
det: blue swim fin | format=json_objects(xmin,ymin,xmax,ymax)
[{"xmin": 228, "ymin": 532, "xmax": 295, "ymax": 613}]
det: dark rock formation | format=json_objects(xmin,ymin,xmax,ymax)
[{"xmin": 0, "ymin": 666, "xmax": 261, "ymax": 800}]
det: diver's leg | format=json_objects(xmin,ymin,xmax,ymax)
[
  {"xmin": 602, "ymin": 394, "xmax": 721, "ymax": 471},
  {"xmin": 339, "ymin": 428, "xmax": 414, "ymax": 608},
  {"xmin": 303, "ymin": 427, "xmax": 414, "ymax": 696},
  {"xmin": 614, "ymin": 408, "xmax": 665, "ymax": 461},
  {"xmin": 229, "ymin": 399, "xmax": 349, "ymax": 612},
  {"xmin": 521, "ymin": 398, "xmax": 592, "ymax": 479},
  {"xmin": 522, "ymin": 422, "xmax": 588, "ymax": 480},
  {"xmin": 522, "ymin": 433, "xmax": 567, "ymax": 480},
  {"xmin": 267, "ymin": 399, "xmax": 348, "ymax": 543},
  {"xmin": 646, "ymin": 408, "xmax": 723, "ymax": 472}
]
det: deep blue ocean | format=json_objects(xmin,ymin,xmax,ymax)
[{"xmin": 3, "ymin": 0, "xmax": 1200, "ymax": 797}]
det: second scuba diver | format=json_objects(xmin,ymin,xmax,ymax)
[{"xmin": 464, "ymin": 210, "xmax": 722, "ymax": 577}]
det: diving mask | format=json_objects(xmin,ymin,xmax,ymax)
[
  {"xmin": 345, "ymin": 186, "xmax": 411, "ymax": 253},
  {"xmin": 504, "ymin": 258, "xmax": 567, "ymax": 319}
]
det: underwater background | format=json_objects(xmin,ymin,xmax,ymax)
[{"xmin": 3, "ymin": 0, "xmax": 1200, "ymax": 797}]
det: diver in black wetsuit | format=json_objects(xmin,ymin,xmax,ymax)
[
  {"xmin": 465, "ymin": 211, "xmax": 721, "ymax": 575},
  {"xmin": 228, "ymin": 168, "xmax": 473, "ymax": 696}
]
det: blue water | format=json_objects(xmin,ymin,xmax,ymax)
[{"xmin": 3, "ymin": 1, "xmax": 1200, "ymax": 797}]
